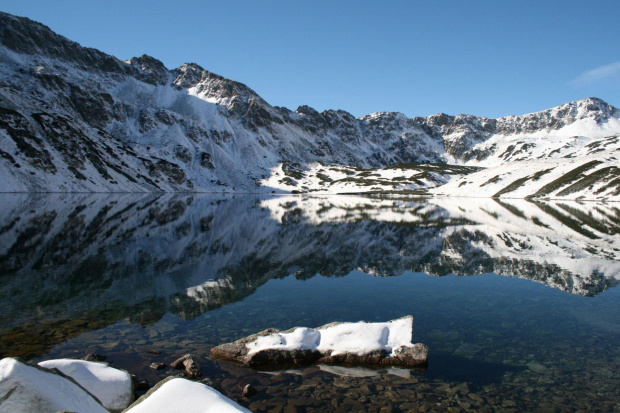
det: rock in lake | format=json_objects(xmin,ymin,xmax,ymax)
[
  {"xmin": 83, "ymin": 353, "xmax": 107, "ymax": 362},
  {"xmin": 150, "ymin": 362, "xmax": 166, "ymax": 370},
  {"xmin": 171, "ymin": 354, "xmax": 202, "ymax": 379},
  {"xmin": 242, "ymin": 383, "xmax": 257, "ymax": 397},
  {"xmin": 211, "ymin": 316, "xmax": 428, "ymax": 368}
]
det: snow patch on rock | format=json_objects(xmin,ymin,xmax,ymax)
[
  {"xmin": 0, "ymin": 358, "xmax": 108, "ymax": 413},
  {"xmin": 247, "ymin": 316, "xmax": 414, "ymax": 357},
  {"xmin": 38, "ymin": 358, "xmax": 133, "ymax": 412},
  {"xmin": 124, "ymin": 377, "xmax": 250, "ymax": 413}
]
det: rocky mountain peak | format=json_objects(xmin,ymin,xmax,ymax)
[
  {"xmin": 573, "ymin": 97, "xmax": 618, "ymax": 119},
  {"xmin": 0, "ymin": 12, "xmax": 69, "ymax": 57},
  {"xmin": 488, "ymin": 97, "xmax": 618, "ymax": 137},
  {"xmin": 125, "ymin": 54, "xmax": 169, "ymax": 85},
  {"xmin": 172, "ymin": 62, "xmax": 208, "ymax": 89},
  {"xmin": 171, "ymin": 62, "xmax": 268, "ymax": 120},
  {"xmin": 425, "ymin": 113, "xmax": 454, "ymax": 127},
  {"xmin": 0, "ymin": 12, "xmax": 127, "ymax": 76},
  {"xmin": 295, "ymin": 105, "xmax": 321, "ymax": 117}
]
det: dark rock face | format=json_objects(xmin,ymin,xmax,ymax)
[
  {"xmin": 70, "ymin": 85, "xmax": 116, "ymax": 128},
  {"xmin": 200, "ymin": 152, "xmax": 215, "ymax": 169},
  {"xmin": 0, "ymin": 108, "xmax": 57, "ymax": 173},
  {"xmin": 126, "ymin": 55, "xmax": 169, "ymax": 86},
  {"xmin": 0, "ymin": 12, "xmax": 126, "ymax": 76}
]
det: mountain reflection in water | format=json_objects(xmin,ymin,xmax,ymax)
[{"xmin": 0, "ymin": 193, "xmax": 618, "ymax": 359}]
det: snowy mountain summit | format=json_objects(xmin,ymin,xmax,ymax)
[{"xmin": 0, "ymin": 12, "xmax": 618, "ymax": 199}]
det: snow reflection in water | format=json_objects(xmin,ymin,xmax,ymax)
[{"xmin": 0, "ymin": 194, "xmax": 619, "ymax": 411}]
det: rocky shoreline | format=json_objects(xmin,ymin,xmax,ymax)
[
  {"xmin": 0, "ymin": 354, "xmax": 252, "ymax": 412},
  {"xmin": 0, "ymin": 317, "xmax": 427, "ymax": 412}
]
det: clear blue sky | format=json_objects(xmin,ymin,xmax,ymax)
[{"xmin": 1, "ymin": 0, "xmax": 619, "ymax": 118}]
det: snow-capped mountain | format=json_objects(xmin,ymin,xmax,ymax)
[{"xmin": 0, "ymin": 12, "xmax": 618, "ymax": 198}]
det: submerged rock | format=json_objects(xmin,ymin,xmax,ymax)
[
  {"xmin": 83, "ymin": 353, "xmax": 107, "ymax": 362},
  {"xmin": 242, "ymin": 383, "xmax": 257, "ymax": 397},
  {"xmin": 211, "ymin": 316, "xmax": 428, "ymax": 368}
]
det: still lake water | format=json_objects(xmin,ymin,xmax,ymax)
[{"xmin": 1, "ymin": 193, "xmax": 619, "ymax": 412}]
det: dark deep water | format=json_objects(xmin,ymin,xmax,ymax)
[{"xmin": 1, "ymin": 193, "xmax": 619, "ymax": 412}]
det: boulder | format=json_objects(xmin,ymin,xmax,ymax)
[
  {"xmin": 0, "ymin": 357, "xmax": 107, "ymax": 413},
  {"xmin": 211, "ymin": 316, "xmax": 428, "ymax": 368},
  {"xmin": 123, "ymin": 376, "xmax": 250, "ymax": 412},
  {"xmin": 38, "ymin": 358, "xmax": 133, "ymax": 412}
]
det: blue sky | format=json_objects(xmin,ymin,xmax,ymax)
[{"xmin": 1, "ymin": 0, "xmax": 618, "ymax": 118}]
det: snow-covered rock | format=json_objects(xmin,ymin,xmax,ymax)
[
  {"xmin": 38, "ymin": 358, "xmax": 133, "ymax": 412},
  {"xmin": 211, "ymin": 316, "xmax": 428, "ymax": 367},
  {"xmin": 124, "ymin": 377, "xmax": 250, "ymax": 413},
  {"xmin": 0, "ymin": 357, "xmax": 108, "ymax": 413}
]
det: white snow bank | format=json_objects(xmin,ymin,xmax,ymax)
[
  {"xmin": 0, "ymin": 357, "xmax": 108, "ymax": 413},
  {"xmin": 247, "ymin": 316, "xmax": 414, "ymax": 356},
  {"xmin": 38, "ymin": 358, "xmax": 133, "ymax": 412},
  {"xmin": 124, "ymin": 377, "xmax": 250, "ymax": 413}
]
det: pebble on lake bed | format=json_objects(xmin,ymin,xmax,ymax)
[{"xmin": 242, "ymin": 383, "xmax": 257, "ymax": 397}]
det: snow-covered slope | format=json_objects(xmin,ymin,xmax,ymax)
[
  {"xmin": 432, "ymin": 154, "xmax": 620, "ymax": 201},
  {"xmin": 260, "ymin": 162, "xmax": 481, "ymax": 194},
  {"xmin": 0, "ymin": 12, "xmax": 618, "ymax": 198}
]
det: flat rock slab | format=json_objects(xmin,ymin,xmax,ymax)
[{"xmin": 211, "ymin": 316, "xmax": 428, "ymax": 368}]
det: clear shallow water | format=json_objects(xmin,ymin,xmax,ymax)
[{"xmin": 1, "ymin": 193, "xmax": 619, "ymax": 412}]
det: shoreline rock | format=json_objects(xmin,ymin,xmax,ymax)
[
  {"xmin": 123, "ymin": 376, "xmax": 250, "ymax": 412},
  {"xmin": 38, "ymin": 358, "xmax": 134, "ymax": 412},
  {"xmin": 0, "ymin": 357, "xmax": 249, "ymax": 413},
  {"xmin": 0, "ymin": 358, "xmax": 108, "ymax": 413}
]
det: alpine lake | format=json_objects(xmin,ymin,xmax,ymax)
[{"xmin": 1, "ymin": 193, "xmax": 619, "ymax": 412}]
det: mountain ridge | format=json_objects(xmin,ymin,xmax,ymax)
[{"xmin": 0, "ymin": 11, "xmax": 618, "ymax": 198}]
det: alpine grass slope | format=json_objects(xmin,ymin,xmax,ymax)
[{"xmin": 0, "ymin": 12, "xmax": 619, "ymax": 199}]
